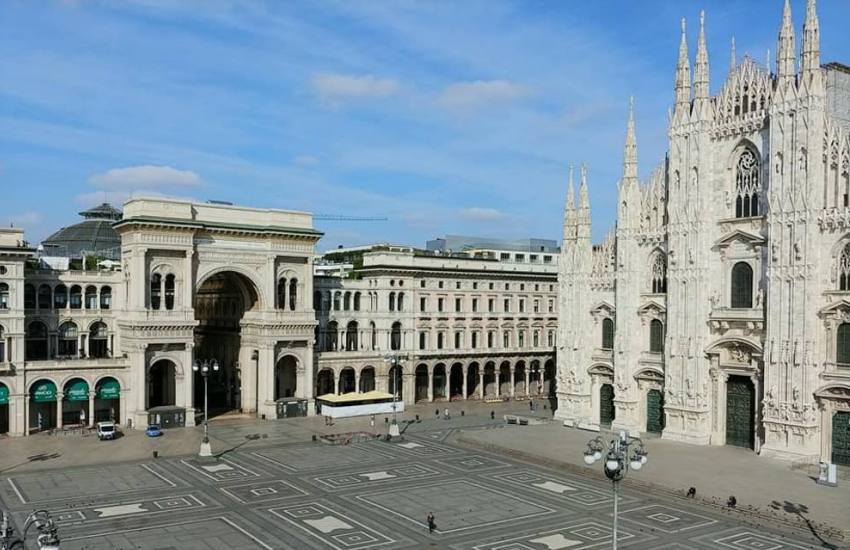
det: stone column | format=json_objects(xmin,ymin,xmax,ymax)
[
  {"xmin": 354, "ymin": 372, "xmax": 361, "ymax": 394},
  {"xmin": 56, "ymin": 393, "xmax": 64, "ymax": 429},
  {"xmin": 496, "ymin": 370, "xmax": 501, "ymax": 398},
  {"xmin": 509, "ymin": 368, "xmax": 515, "ymax": 398},
  {"xmin": 525, "ymin": 369, "xmax": 531, "ymax": 397},
  {"xmin": 479, "ymin": 372, "xmax": 485, "ymax": 399},
  {"xmin": 180, "ymin": 343, "xmax": 196, "ymax": 426},
  {"xmin": 462, "ymin": 371, "xmax": 468, "ymax": 400},
  {"xmin": 23, "ymin": 393, "xmax": 29, "ymax": 436},
  {"xmin": 427, "ymin": 368, "xmax": 434, "ymax": 402},
  {"xmin": 183, "ymin": 249, "xmax": 194, "ymax": 309},
  {"xmin": 819, "ymin": 404, "xmax": 832, "ymax": 462},
  {"xmin": 88, "ymin": 391, "xmax": 95, "ymax": 427}
]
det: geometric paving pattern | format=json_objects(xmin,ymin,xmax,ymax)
[{"xmin": 0, "ymin": 430, "xmax": 831, "ymax": 549}]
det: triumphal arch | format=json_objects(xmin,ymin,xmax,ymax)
[{"xmin": 114, "ymin": 198, "xmax": 321, "ymax": 428}]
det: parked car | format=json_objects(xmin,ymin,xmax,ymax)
[
  {"xmin": 145, "ymin": 424, "xmax": 163, "ymax": 437},
  {"xmin": 96, "ymin": 421, "xmax": 117, "ymax": 440}
]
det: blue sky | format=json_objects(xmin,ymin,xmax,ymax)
[{"xmin": 2, "ymin": 1, "xmax": 848, "ymax": 252}]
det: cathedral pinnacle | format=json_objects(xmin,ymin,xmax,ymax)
[
  {"xmin": 675, "ymin": 17, "xmax": 691, "ymax": 109},
  {"xmin": 693, "ymin": 10, "xmax": 710, "ymax": 103},
  {"xmin": 566, "ymin": 164, "xmax": 575, "ymax": 211},
  {"xmin": 777, "ymin": 0, "xmax": 796, "ymax": 85},
  {"xmin": 623, "ymin": 97, "xmax": 638, "ymax": 183},
  {"xmin": 730, "ymin": 36, "xmax": 736, "ymax": 73},
  {"xmin": 801, "ymin": 0, "xmax": 820, "ymax": 76},
  {"xmin": 579, "ymin": 163, "xmax": 589, "ymax": 212}
]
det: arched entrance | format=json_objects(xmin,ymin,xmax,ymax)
[
  {"xmin": 149, "ymin": 360, "xmax": 176, "ymax": 408},
  {"xmin": 274, "ymin": 356, "xmax": 297, "ymax": 400},
  {"xmin": 433, "ymin": 364, "xmax": 447, "ymax": 400},
  {"xmin": 316, "ymin": 369, "xmax": 334, "ymax": 396},
  {"xmin": 499, "ymin": 362, "xmax": 511, "ymax": 396},
  {"xmin": 467, "ymin": 363, "xmax": 480, "ymax": 398},
  {"xmin": 726, "ymin": 376, "xmax": 755, "ymax": 449},
  {"xmin": 483, "ymin": 362, "xmax": 496, "ymax": 398},
  {"xmin": 62, "ymin": 378, "xmax": 89, "ymax": 426},
  {"xmin": 95, "ymin": 377, "xmax": 121, "ymax": 422},
  {"xmin": 30, "ymin": 380, "xmax": 57, "ymax": 431},
  {"xmin": 529, "ymin": 360, "xmax": 541, "ymax": 394},
  {"xmin": 514, "ymin": 362, "xmax": 526, "ymax": 396},
  {"xmin": 646, "ymin": 389, "xmax": 664, "ymax": 433},
  {"xmin": 0, "ymin": 382, "xmax": 9, "ymax": 434},
  {"xmin": 600, "ymin": 384, "xmax": 615, "ymax": 426},
  {"xmin": 360, "ymin": 367, "xmax": 376, "ymax": 392},
  {"xmin": 415, "ymin": 364, "xmax": 429, "ymax": 402},
  {"xmin": 194, "ymin": 270, "xmax": 259, "ymax": 416},
  {"xmin": 449, "ymin": 363, "xmax": 464, "ymax": 400},
  {"xmin": 338, "ymin": 367, "xmax": 355, "ymax": 394},
  {"xmin": 833, "ymin": 411, "xmax": 850, "ymax": 465}
]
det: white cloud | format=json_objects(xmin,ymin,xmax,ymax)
[
  {"xmin": 311, "ymin": 73, "xmax": 400, "ymax": 104},
  {"xmin": 459, "ymin": 207, "xmax": 506, "ymax": 222},
  {"xmin": 439, "ymin": 80, "xmax": 528, "ymax": 110},
  {"xmin": 88, "ymin": 165, "xmax": 203, "ymax": 189},
  {"xmin": 293, "ymin": 155, "xmax": 319, "ymax": 167}
]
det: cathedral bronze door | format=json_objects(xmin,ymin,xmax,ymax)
[
  {"xmin": 646, "ymin": 389, "xmax": 664, "ymax": 433},
  {"xmin": 832, "ymin": 411, "xmax": 850, "ymax": 466},
  {"xmin": 600, "ymin": 384, "xmax": 615, "ymax": 426},
  {"xmin": 725, "ymin": 376, "xmax": 755, "ymax": 449}
]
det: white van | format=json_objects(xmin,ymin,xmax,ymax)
[{"xmin": 96, "ymin": 421, "xmax": 117, "ymax": 440}]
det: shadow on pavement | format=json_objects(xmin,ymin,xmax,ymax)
[
  {"xmin": 770, "ymin": 500, "xmax": 837, "ymax": 549},
  {"xmin": 0, "ymin": 452, "xmax": 62, "ymax": 475}
]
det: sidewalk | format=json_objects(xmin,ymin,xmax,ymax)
[{"xmin": 455, "ymin": 422, "xmax": 850, "ymax": 543}]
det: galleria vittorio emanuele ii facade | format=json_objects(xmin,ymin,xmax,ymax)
[
  {"xmin": 0, "ymin": 0, "xmax": 848, "ymax": 470},
  {"xmin": 555, "ymin": 0, "xmax": 850, "ymax": 465}
]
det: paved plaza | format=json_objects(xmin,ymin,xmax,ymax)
[{"xmin": 0, "ymin": 411, "xmax": 843, "ymax": 549}]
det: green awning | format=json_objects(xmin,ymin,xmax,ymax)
[
  {"xmin": 97, "ymin": 378, "xmax": 120, "ymax": 400},
  {"xmin": 31, "ymin": 381, "xmax": 57, "ymax": 403},
  {"xmin": 0, "ymin": 384, "xmax": 8, "ymax": 405},
  {"xmin": 65, "ymin": 379, "xmax": 89, "ymax": 401}
]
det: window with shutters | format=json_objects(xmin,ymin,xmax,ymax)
[
  {"xmin": 602, "ymin": 318, "xmax": 614, "ymax": 349},
  {"xmin": 731, "ymin": 262, "xmax": 753, "ymax": 308},
  {"xmin": 649, "ymin": 320, "xmax": 664, "ymax": 353},
  {"xmin": 837, "ymin": 323, "xmax": 850, "ymax": 366}
]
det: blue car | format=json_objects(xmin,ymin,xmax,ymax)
[{"xmin": 145, "ymin": 424, "xmax": 163, "ymax": 437}]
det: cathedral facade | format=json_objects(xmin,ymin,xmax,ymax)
[{"xmin": 555, "ymin": 0, "xmax": 850, "ymax": 465}]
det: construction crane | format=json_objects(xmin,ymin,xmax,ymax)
[{"xmin": 313, "ymin": 214, "xmax": 388, "ymax": 222}]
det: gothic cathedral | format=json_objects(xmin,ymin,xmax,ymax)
[{"xmin": 556, "ymin": 0, "xmax": 850, "ymax": 465}]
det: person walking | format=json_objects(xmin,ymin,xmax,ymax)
[
  {"xmin": 426, "ymin": 512, "xmax": 435, "ymax": 533},
  {"xmin": 529, "ymin": 398, "xmax": 534, "ymax": 412}
]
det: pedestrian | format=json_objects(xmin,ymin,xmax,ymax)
[
  {"xmin": 444, "ymin": 408, "xmax": 449, "ymax": 420},
  {"xmin": 426, "ymin": 512, "xmax": 435, "ymax": 533},
  {"xmin": 529, "ymin": 398, "xmax": 534, "ymax": 412},
  {"xmin": 435, "ymin": 409, "xmax": 439, "ymax": 419},
  {"xmin": 370, "ymin": 414, "xmax": 375, "ymax": 428},
  {"xmin": 727, "ymin": 496, "xmax": 737, "ymax": 508}
]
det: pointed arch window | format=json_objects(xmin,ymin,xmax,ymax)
[
  {"xmin": 601, "ymin": 318, "xmax": 614, "ymax": 350},
  {"xmin": 649, "ymin": 320, "xmax": 665, "ymax": 353},
  {"xmin": 277, "ymin": 278, "xmax": 287, "ymax": 310},
  {"xmin": 388, "ymin": 292, "xmax": 396, "ymax": 312},
  {"xmin": 839, "ymin": 243, "xmax": 850, "ymax": 291},
  {"xmin": 650, "ymin": 254, "xmax": 667, "ymax": 293},
  {"xmin": 735, "ymin": 149, "xmax": 760, "ymax": 218},
  {"xmin": 837, "ymin": 323, "xmax": 850, "ymax": 366},
  {"xmin": 731, "ymin": 262, "xmax": 753, "ymax": 308}
]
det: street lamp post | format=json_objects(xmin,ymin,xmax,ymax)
[
  {"xmin": 193, "ymin": 358, "xmax": 220, "ymax": 457},
  {"xmin": 583, "ymin": 431, "xmax": 648, "ymax": 549},
  {"xmin": 384, "ymin": 353, "xmax": 405, "ymax": 438}
]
